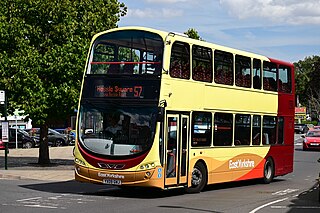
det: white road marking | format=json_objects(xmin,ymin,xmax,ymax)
[
  {"xmin": 249, "ymin": 197, "xmax": 289, "ymax": 213},
  {"xmin": 271, "ymin": 206, "xmax": 287, "ymax": 209},
  {"xmin": 272, "ymin": 189, "xmax": 299, "ymax": 196},
  {"xmin": 16, "ymin": 197, "xmax": 42, "ymax": 202},
  {"xmin": 24, "ymin": 204, "xmax": 58, "ymax": 209}
]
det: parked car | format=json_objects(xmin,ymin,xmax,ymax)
[
  {"xmin": 0, "ymin": 128, "xmax": 38, "ymax": 149},
  {"xmin": 27, "ymin": 128, "xmax": 68, "ymax": 147},
  {"xmin": 301, "ymin": 130, "xmax": 320, "ymax": 151},
  {"xmin": 294, "ymin": 123, "xmax": 310, "ymax": 134}
]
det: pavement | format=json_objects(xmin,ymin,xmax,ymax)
[{"xmin": 0, "ymin": 146, "xmax": 75, "ymax": 182}]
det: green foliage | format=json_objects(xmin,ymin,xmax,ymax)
[
  {"xmin": 0, "ymin": 0, "xmax": 127, "ymax": 125},
  {"xmin": 294, "ymin": 55, "xmax": 320, "ymax": 117},
  {"xmin": 184, "ymin": 28, "xmax": 204, "ymax": 41},
  {"xmin": 0, "ymin": 0, "xmax": 126, "ymax": 164}
]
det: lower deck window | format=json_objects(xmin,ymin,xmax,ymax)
[
  {"xmin": 263, "ymin": 116, "xmax": 277, "ymax": 145},
  {"xmin": 213, "ymin": 113, "xmax": 233, "ymax": 146},
  {"xmin": 191, "ymin": 112, "xmax": 212, "ymax": 146},
  {"xmin": 234, "ymin": 114, "xmax": 251, "ymax": 145}
]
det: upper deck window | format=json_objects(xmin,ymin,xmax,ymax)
[
  {"xmin": 235, "ymin": 55, "xmax": 251, "ymax": 88},
  {"xmin": 278, "ymin": 66, "xmax": 292, "ymax": 93},
  {"xmin": 192, "ymin": 45, "xmax": 212, "ymax": 82},
  {"xmin": 253, "ymin": 59, "xmax": 262, "ymax": 89},
  {"xmin": 170, "ymin": 42, "xmax": 190, "ymax": 79},
  {"xmin": 263, "ymin": 62, "xmax": 277, "ymax": 91},
  {"xmin": 89, "ymin": 30, "xmax": 164, "ymax": 76},
  {"xmin": 214, "ymin": 50, "xmax": 233, "ymax": 85}
]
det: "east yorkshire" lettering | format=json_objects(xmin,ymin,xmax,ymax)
[{"xmin": 229, "ymin": 159, "xmax": 255, "ymax": 169}]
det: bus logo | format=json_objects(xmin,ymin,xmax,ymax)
[{"xmin": 98, "ymin": 163, "xmax": 125, "ymax": 169}]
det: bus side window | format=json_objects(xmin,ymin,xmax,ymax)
[
  {"xmin": 263, "ymin": 116, "xmax": 276, "ymax": 145},
  {"xmin": 170, "ymin": 42, "xmax": 190, "ymax": 79},
  {"xmin": 214, "ymin": 50, "xmax": 233, "ymax": 85},
  {"xmin": 192, "ymin": 45, "xmax": 212, "ymax": 83},
  {"xmin": 234, "ymin": 114, "xmax": 251, "ymax": 146},
  {"xmin": 278, "ymin": 66, "xmax": 292, "ymax": 93},
  {"xmin": 235, "ymin": 55, "xmax": 251, "ymax": 88},
  {"xmin": 277, "ymin": 117, "xmax": 284, "ymax": 144},
  {"xmin": 253, "ymin": 59, "xmax": 261, "ymax": 89},
  {"xmin": 263, "ymin": 62, "xmax": 277, "ymax": 92},
  {"xmin": 213, "ymin": 113, "xmax": 233, "ymax": 146},
  {"xmin": 252, "ymin": 115, "xmax": 261, "ymax": 145},
  {"xmin": 191, "ymin": 112, "xmax": 212, "ymax": 147}
]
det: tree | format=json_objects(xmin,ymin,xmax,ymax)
[
  {"xmin": 184, "ymin": 28, "xmax": 204, "ymax": 41},
  {"xmin": 294, "ymin": 55, "xmax": 320, "ymax": 119},
  {"xmin": 0, "ymin": 0, "xmax": 127, "ymax": 164}
]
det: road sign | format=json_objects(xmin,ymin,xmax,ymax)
[{"xmin": 2, "ymin": 121, "xmax": 9, "ymax": 143}]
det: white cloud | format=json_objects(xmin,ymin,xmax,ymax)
[
  {"xmin": 220, "ymin": 0, "xmax": 320, "ymax": 25},
  {"xmin": 127, "ymin": 8, "xmax": 183, "ymax": 18}
]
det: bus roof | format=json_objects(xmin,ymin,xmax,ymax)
[{"xmin": 93, "ymin": 26, "xmax": 293, "ymax": 65}]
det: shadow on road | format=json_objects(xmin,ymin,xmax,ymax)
[
  {"xmin": 0, "ymin": 156, "xmax": 73, "ymax": 169},
  {"xmin": 19, "ymin": 177, "xmax": 286, "ymax": 200},
  {"xmin": 287, "ymin": 182, "xmax": 320, "ymax": 212},
  {"xmin": 20, "ymin": 180, "xmax": 187, "ymax": 199}
]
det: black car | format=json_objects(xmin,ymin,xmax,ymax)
[
  {"xmin": 294, "ymin": 123, "xmax": 309, "ymax": 134},
  {"xmin": 27, "ymin": 128, "xmax": 68, "ymax": 147},
  {"xmin": 0, "ymin": 128, "xmax": 38, "ymax": 149}
]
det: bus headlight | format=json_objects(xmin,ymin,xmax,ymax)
[
  {"xmin": 75, "ymin": 158, "xmax": 86, "ymax": 166},
  {"xmin": 138, "ymin": 162, "xmax": 156, "ymax": 171}
]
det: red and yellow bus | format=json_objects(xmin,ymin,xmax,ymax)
[{"xmin": 74, "ymin": 26, "xmax": 295, "ymax": 193}]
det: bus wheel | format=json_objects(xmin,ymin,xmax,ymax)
[
  {"xmin": 263, "ymin": 157, "xmax": 274, "ymax": 184},
  {"xmin": 186, "ymin": 162, "xmax": 207, "ymax": 193}
]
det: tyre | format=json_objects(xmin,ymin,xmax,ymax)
[
  {"xmin": 55, "ymin": 139, "xmax": 64, "ymax": 147},
  {"xmin": 23, "ymin": 141, "xmax": 34, "ymax": 149},
  {"xmin": 186, "ymin": 162, "xmax": 207, "ymax": 193},
  {"xmin": 262, "ymin": 157, "xmax": 275, "ymax": 184}
]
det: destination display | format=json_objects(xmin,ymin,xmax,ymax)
[
  {"xmin": 95, "ymin": 85, "xmax": 143, "ymax": 98},
  {"xmin": 82, "ymin": 76, "xmax": 160, "ymax": 100}
]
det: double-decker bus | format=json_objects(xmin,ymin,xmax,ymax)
[{"xmin": 74, "ymin": 26, "xmax": 295, "ymax": 193}]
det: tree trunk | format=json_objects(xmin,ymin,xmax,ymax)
[{"xmin": 38, "ymin": 123, "xmax": 50, "ymax": 164}]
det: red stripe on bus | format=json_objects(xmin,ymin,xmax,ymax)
[{"xmin": 77, "ymin": 143, "xmax": 149, "ymax": 170}]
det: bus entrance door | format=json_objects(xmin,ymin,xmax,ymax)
[{"xmin": 165, "ymin": 114, "xmax": 189, "ymax": 187}]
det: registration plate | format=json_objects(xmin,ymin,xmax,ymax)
[
  {"xmin": 102, "ymin": 179, "xmax": 122, "ymax": 185},
  {"xmin": 310, "ymin": 143, "xmax": 319, "ymax": 146}
]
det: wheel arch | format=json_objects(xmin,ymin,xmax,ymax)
[{"xmin": 192, "ymin": 159, "xmax": 208, "ymax": 184}]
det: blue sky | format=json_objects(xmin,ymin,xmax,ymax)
[{"xmin": 118, "ymin": 0, "xmax": 320, "ymax": 63}]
